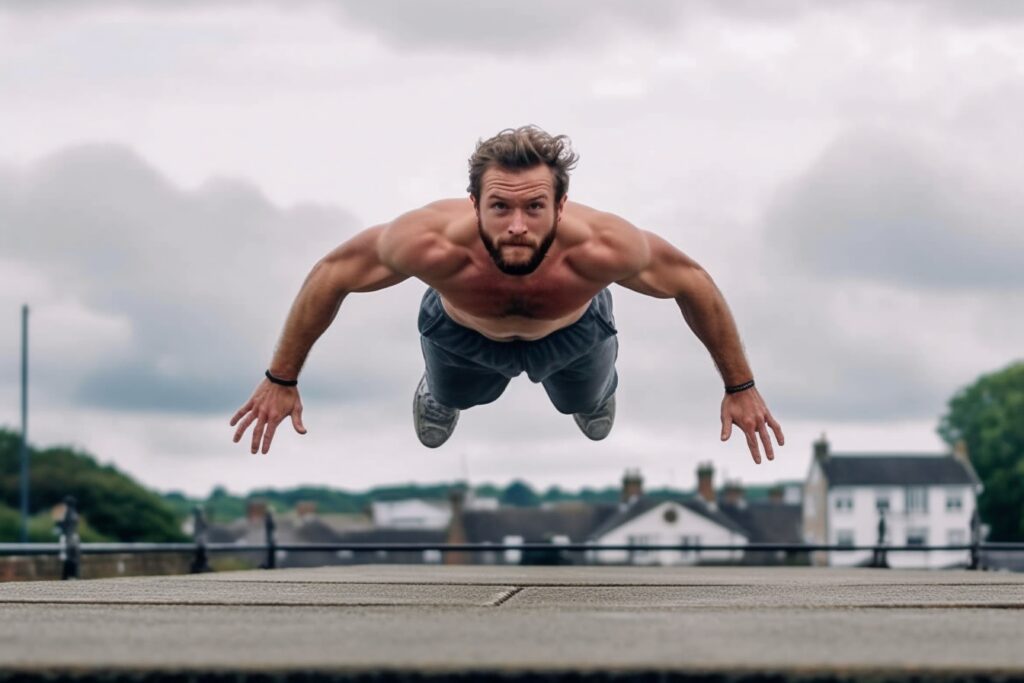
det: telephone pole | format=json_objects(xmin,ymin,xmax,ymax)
[{"xmin": 20, "ymin": 304, "xmax": 29, "ymax": 543}]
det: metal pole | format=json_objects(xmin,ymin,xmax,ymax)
[{"xmin": 19, "ymin": 305, "xmax": 29, "ymax": 544}]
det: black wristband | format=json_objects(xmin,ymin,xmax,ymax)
[
  {"xmin": 265, "ymin": 369, "xmax": 298, "ymax": 387},
  {"xmin": 725, "ymin": 379, "xmax": 755, "ymax": 394}
]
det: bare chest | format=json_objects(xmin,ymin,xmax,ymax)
[{"xmin": 435, "ymin": 265, "xmax": 600, "ymax": 321}]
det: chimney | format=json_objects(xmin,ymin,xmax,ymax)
[
  {"xmin": 621, "ymin": 469, "xmax": 643, "ymax": 504},
  {"xmin": 246, "ymin": 499, "xmax": 268, "ymax": 523},
  {"xmin": 813, "ymin": 434, "xmax": 830, "ymax": 463},
  {"xmin": 768, "ymin": 485, "xmax": 785, "ymax": 504},
  {"xmin": 696, "ymin": 462, "xmax": 715, "ymax": 504},
  {"xmin": 722, "ymin": 480, "xmax": 744, "ymax": 506},
  {"xmin": 953, "ymin": 440, "xmax": 970, "ymax": 463},
  {"xmin": 445, "ymin": 485, "xmax": 469, "ymax": 565},
  {"xmin": 295, "ymin": 501, "xmax": 317, "ymax": 519}
]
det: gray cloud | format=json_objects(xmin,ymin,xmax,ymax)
[
  {"xmin": 7, "ymin": 0, "xmax": 1020, "ymax": 58},
  {"xmin": 764, "ymin": 127, "xmax": 1024, "ymax": 290},
  {"xmin": 0, "ymin": 143, "xmax": 370, "ymax": 413}
]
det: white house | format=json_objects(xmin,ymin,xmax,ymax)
[
  {"xmin": 371, "ymin": 499, "xmax": 451, "ymax": 529},
  {"xmin": 803, "ymin": 436, "xmax": 982, "ymax": 568},
  {"xmin": 587, "ymin": 468, "xmax": 748, "ymax": 565}
]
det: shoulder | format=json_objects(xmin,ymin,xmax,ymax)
[
  {"xmin": 562, "ymin": 202, "xmax": 650, "ymax": 282},
  {"xmin": 379, "ymin": 199, "xmax": 472, "ymax": 277}
]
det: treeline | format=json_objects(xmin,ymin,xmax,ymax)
[
  {"xmin": 164, "ymin": 479, "xmax": 786, "ymax": 524},
  {"xmin": 163, "ymin": 480, "xmax": 638, "ymax": 523},
  {"xmin": 0, "ymin": 428, "xmax": 185, "ymax": 542}
]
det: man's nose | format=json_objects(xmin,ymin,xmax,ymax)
[{"xmin": 507, "ymin": 211, "xmax": 528, "ymax": 235}]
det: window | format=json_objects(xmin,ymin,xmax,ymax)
[
  {"xmin": 833, "ymin": 491, "xmax": 854, "ymax": 512},
  {"xmin": 906, "ymin": 487, "xmax": 929, "ymax": 514},
  {"xmin": 875, "ymin": 493, "xmax": 891, "ymax": 513},
  {"xmin": 906, "ymin": 528, "xmax": 928, "ymax": 546},
  {"xmin": 628, "ymin": 534, "xmax": 655, "ymax": 562},
  {"xmin": 947, "ymin": 529, "xmax": 966, "ymax": 546},
  {"xmin": 946, "ymin": 491, "xmax": 963, "ymax": 511},
  {"xmin": 836, "ymin": 530, "xmax": 855, "ymax": 547},
  {"xmin": 503, "ymin": 535, "xmax": 523, "ymax": 565}
]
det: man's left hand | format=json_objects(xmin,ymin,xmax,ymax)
[{"xmin": 720, "ymin": 387, "xmax": 784, "ymax": 464}]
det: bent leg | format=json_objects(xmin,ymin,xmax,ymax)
[
  {"xmin": 421, "ymin": 338, "xmax": 511, "ymax": 410},
  {"xmin": 541, "ymin": 336, "xmax": 619, "ymax": 415}
]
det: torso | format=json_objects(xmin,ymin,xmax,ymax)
[{"xmin": 416, "ymin": 200, "xmax": 614, "ymax": 342}]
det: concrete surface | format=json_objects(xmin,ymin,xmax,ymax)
[{"xmin": 0, "ymin": 565, "xmax": 1022, "ymax": 681}]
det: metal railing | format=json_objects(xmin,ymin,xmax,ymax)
[{"xmin": 2, "ymin": 501, "xmax": 1023, "ymax": 579}]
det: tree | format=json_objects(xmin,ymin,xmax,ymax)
[
  {"xmin": 500, "ymin": 480, "xmax": 539, "ymax": 507},
  {"xmin": 938, "ymin": 361, "xmax": 1024, "ymax": 541},
  {"xmin": 0, "ymin": 428, "xmax": 186, "ymax": 542}
]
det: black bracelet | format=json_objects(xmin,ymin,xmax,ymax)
[
  {"xmin": 725, "ymin": 379, "xmax": 755, "ymax": 394},
  {"xmin": 265, "ymin": 369, "xmax": 298, "ymax": 387}
]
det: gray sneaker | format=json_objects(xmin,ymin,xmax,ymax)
[
  {"xmin": 573, "ymin": 394, "xmax": 616, "ymax": 441},
  {"xmin": 413, "ymin": 374, "xmax": 460, "ymax": 448}
]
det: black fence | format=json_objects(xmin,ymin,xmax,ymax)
[{"xmin": 2, "ymin": 501, "xmax": 1023, "ymax": 579}]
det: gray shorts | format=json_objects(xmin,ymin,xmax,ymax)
[{"xmin": 418, "ymin": 288, "xmax": 619, "ymax": 414}]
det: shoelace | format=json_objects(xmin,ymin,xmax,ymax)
[{"xmin": 422, "ymin": 396, "xmax": 456, "ymax": 424}]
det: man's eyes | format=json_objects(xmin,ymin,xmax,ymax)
[{"xmin": 489, "ymin": 201, "xmax": 544, "ymax": 210}]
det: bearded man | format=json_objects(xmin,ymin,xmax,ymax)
[{"xmin": 231, "ymin": 126, "xmax": 784, "ymax": 463}]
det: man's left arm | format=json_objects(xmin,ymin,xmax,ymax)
[{"xmin": 610, "ymin": 226, "xmax": 784, "ymax": 464}]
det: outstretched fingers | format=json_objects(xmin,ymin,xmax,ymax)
[
  {"xmin": 251, "ymin": 415, "xmax": 267, "ymax": 455},
  {"xmin": 230, "ymin": 400, "xmax": 253, "ymax": 427},
  {"xmin": 767, "ymin": 412, "xmax": 785, "ymax": 446},
  {"xmin": 291, "ymin": 404, "xmax": 307, "ymax": 435},
  {"xmin": 743, "ymin": 424, "xmax": 762, "ymax": 465},
  {"xmin": 758, "ymin": 421, "xmax": 775, "ymax": 461},
  {"xmin": 233, "ymin": 412, "xmax": 256, "ymax": 443},
  {"xmin": 262, "ymin": 422, "xmax": 278, "ymax": 455}
]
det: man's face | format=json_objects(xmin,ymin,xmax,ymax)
[{"xmin": 474, "ymin": 164, "xmax": 565, "ymax": 276}]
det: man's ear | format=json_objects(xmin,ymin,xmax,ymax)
[
  {"xmin": 557, "ymin": 195, "xmax": 567, "ymax": 219},
  {"xmin": 470, "ymin": 194, "xmax": 478, "ymax": 211}
]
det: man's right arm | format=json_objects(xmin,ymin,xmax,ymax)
[
  {"xmin": 268, "ymin": 224, "xmax": 410, "ymax": 380},
  {"xmin": 231, "ymin": 209, "xmax": 449, "ymax": 455}
]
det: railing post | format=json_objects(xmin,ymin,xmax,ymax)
[
  {"xmin": 261, "ymin": 509, "xmax": 276, "ymax": 570},
  {"xmin": 871, "ymin": 510, "xmax": 889, "ymax": 569},
  {"xmin": 969, "ymin": 509, "xmax": 981, "ymax": 571},
  {"xmin": 58, "ymin": 495, "xmax": 80, "ymax": 580},
  {"xmin": 190, "ymin": 506, "xmax": 211, "ymax": 574}
]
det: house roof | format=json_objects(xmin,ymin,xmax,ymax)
[
  {"xmin": 718, "ymin": 502, "xmax": 803, "ymax": 544},
  {"xmin": 335, "ymin": 527, "xmax": 447, "ymax": 544},
  {"xmin": 460, "ymin": 503, "xmax": 618, "ymax": 544},
  {"xmin": 587, "ymin": 497, "xmax": 748, "ymax": 540},
  {"xmin": 821, "ymin": 454, "xmax": 979, "ymax": 487}
]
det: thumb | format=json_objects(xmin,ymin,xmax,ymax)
[
  {"xmin": 291, "ymin": 406, "xmax": 307, "ymax": 435},
  {"xmin": 721, "ymin": 416, "xmax": 731, "ymax": 441}
]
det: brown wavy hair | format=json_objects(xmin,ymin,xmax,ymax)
[{"xmin": 467, "ymin": 126, "xmax": 579, "ymax": 202}]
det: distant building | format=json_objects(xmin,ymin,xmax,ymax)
[
  {"xmin": 445, "ymin": 487, "xmax": 617, "ymax": 565},
  {"xmin": 371, "ymin": 499, "xmax": 451, "ymax": 529},
  {"xmin": 586, "ymin": 467, "xmax": 749, "ymax": 565},
  {"xmin": 718, "ymin": 482, "xmax": 808, "ymax": 565},
  {"xmin": 803, "ymin": 435, "xmax": 982, "ymax": 568}
]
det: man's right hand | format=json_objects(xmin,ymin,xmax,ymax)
[{"xmin": 230, "ymin": 379, "xmax": 307, "ymax": 455}]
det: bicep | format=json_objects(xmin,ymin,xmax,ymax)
[
  {"xmin": 616, "ymin": 231, "xmax": 710, "ymax": 299},
  {"xmin": 315, "ymin": 225, "xmax": 409, "ymax": 294}
]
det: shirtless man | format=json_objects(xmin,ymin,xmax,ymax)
[{"xmin": 231, "ymin": 126, "xmax": 784, "ymax": 464}]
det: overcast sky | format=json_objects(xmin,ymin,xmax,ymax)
[{"xmin": 1, "ymin": 1, "xmax": 1022, "ymax": 498}]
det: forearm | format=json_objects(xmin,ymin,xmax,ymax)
[
  {"xmin": 674, "ymin": 272, "xmax": 752, "ymax": 387},
  {"xmin": 268, "ymin": 261, "xmax": 348, "ymax": 379}
]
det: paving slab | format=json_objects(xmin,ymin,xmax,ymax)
[{"xmin": 0, "ymin": 566, "xmax": 1022, "ymax": 682}]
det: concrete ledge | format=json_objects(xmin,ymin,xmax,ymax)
[{"xmin": 0, "ymin": 566, "xmax": 1021, "ymax": 681}]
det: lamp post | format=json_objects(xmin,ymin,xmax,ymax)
[{"xmin": 20, "ymin": 304, "xmax": 29, "ymax": 543}]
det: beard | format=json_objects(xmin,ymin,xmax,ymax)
[{"xmin": 477, "ymin": 218, "xmax": 558, "ymax": 276}]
